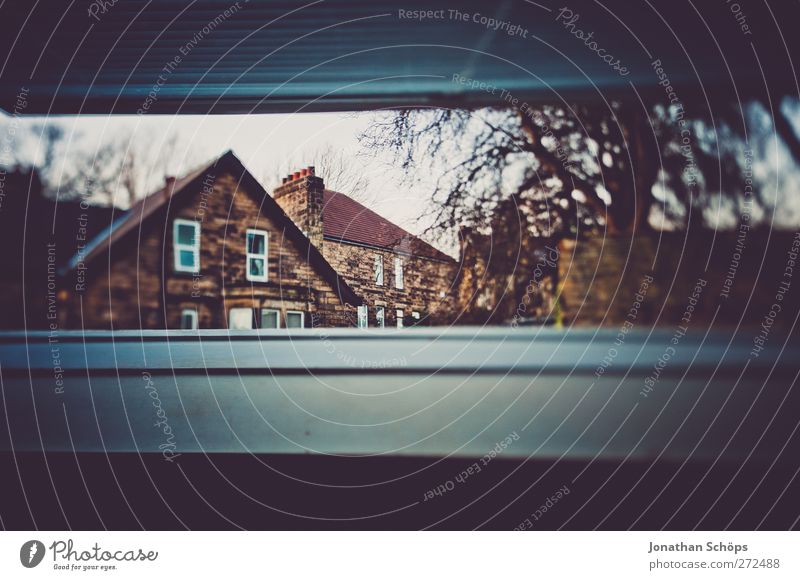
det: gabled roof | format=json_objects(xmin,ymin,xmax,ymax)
[
  {"xmin": 323, "ymin": 190, "xmax": 455, "ymax": 262},
  {"xmin": 64, "ymin": 161, "xmax": 212, "ymax": 273},
  {"xmin": 64, "ymin": 150, "xmax": 361, "ymax": 306}
]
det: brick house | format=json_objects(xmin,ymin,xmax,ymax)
[
  {"xmin": 59, "ymin": 150, "xmax": 456, "ymax": 330},
  {"xmin": 272, "ymin": 166, "xmax": 457, "ymax": 329}
]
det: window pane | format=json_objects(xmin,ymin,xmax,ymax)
[
  {"xmin": 179, "ymin": 249, "xmax": 196, "ymax": 268},
  {"xmin": 394, "ymin": 257, "xmax": 404, "ymax": 289},
  {"xmin": 374, "ymin": 255, "xmax": 383, "ymax": 285},
  {"xmin": 286, "ymin": 312, "xmax": 303, "ymax": 328},
  {"xmin": 376, "ymin": 307, "xmax": 384, "ymax": 328},
  {"xmin": 247, "ymin": 232, "xmax": 265, "ymax": 254},
  {"xmin": 229, "ymin": 308, "xmax": 253, "ymax": 330},
  {"xmin": 249, "ymin": 257, "xmax": 265, "ymax": 278},
  {"xmin": 177, "ymin": 223, "xmax": 196, "ymax": 245},
  {"xmin": 180, "ymin": 309, "xmax": 197, "ymax": 330},
  {"xmin": 357, "ymin": 305, "xmax": 368, "ymax": 328},
  {"xmin": 261, "ymin": 309, "xmax": 279, "ymax": 328}
]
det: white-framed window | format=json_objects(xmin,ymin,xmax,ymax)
[
  {"xmin": 394, "ymin": 257, "xmax": 404, "ymax": 290},
  {"xmin": 374, "ymin": 254, "xmax": 384, "ymax": 286},
  {"xmin": 246, "ymin": 229, "xmax": 268, "ymax": 282},
  {"xmin": 173, "ymin": 218, "xmax": 200, "ymax": 273},
  {"xmin": 357, "ymin": 305, "xmax": 368, "ymax": 328},
  {"xmin": 286, "ymin": 310, "xmax": 304, "ymax": 329},
  {"xmin": 412, "ymin": 311, "xmax": 420, "ymax": 321},
  {"xmin": 228, "ymin": 307, "xmax": 253, "ymax": 330},
  {"xmin": 260, "ymin": 308, "xmax": 280, "ymax": 329},
  {"xmin": 376, "ymin": 306, "xmax": 385, "ymax": 328},
  {"xmin": 180, "ymin": 308, "xmax": 198, "ymax": 330},
  {"xmin": 396, "ymin": 309, "xmax": 404, "ymax": 328}
]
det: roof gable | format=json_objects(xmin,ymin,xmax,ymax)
[{"xmin": 65, "ymin": 150, "xmax": 361, "ymax": 306}]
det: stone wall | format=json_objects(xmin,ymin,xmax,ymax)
[
  {"xmin": 559, "ymin": 231, "xmax": 800, "ymax": 329},
  {"xmin": 321, "ymin": 241, "xmax": 457, "ymax": 327},
  {"xmin": 273, "ymin": 165, "xmax": 459, "ymax": 327},
  {"xmin": 454, "ymin": 229, "xmax": 558, "ymax": 325},
  {"xmin": 272, "ymin": 167, "xmax": 324, "ymax": 250},
  {"xmin": 65, "ymin": 171, "xmax": 354, "ymax": 329}
]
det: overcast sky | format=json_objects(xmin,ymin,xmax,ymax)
[
  {"xmin": 2, "ymin": 105, "xmax": 799, "ymax": 259},
  {"xmin": 0, "ymin": 111, "xmax": 452, "ymax": 252}
]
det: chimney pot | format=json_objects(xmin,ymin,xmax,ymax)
[
  {"xmin": 282, "ymin": 176, "xmax": 288, "ymax": 184},
  {"xmin": 308, "ymin": 166, "xmax": 315, "ymax": 176},
  {"xmin": 293, "ymin": 171, "xmax": 301, "ymax": 180},
  {"xmin": 301, "ymin": 168, "xmax": 308, "ymax": 177},
  {"xmin": 164, "ymin": 176, "xmax": 176, "ymax": 199}
]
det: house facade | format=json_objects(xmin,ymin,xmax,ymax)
[
  {"xmin": 272, "ymin": 167, "xmax": 457, "ymax": 329},
  {"xmin": 59, "ymin": 151, "xmax": 457, "ymax": 330}
]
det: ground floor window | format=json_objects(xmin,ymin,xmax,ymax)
[
  {"xmin": 376, "ymin": 306, "xmax": 385, "ymax": 328},
  {"xmin": 260, "ymin": 308, "xmax": 280, "ymax": 329},
  {"xmin": 357, "ymin": 305, "xmax": 368, "ymax": 328},
  {"xmin": 286, "ymin": 310, "xmax": 305, "ymax": 329},
  {"xmin": 180, "ymin": 308, "xmax": 198, "ymax": 330},
  {"xmin": 228, "ymin": 307, "xmax": 254, "ymax": 329},
  {"xmin": 396, "ymin": 309, "xmax": 404, "ymax": 328}
]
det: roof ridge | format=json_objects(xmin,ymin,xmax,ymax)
[
  {"xmin": 322, "ymin": 188, "xmax": 454, "ymax": 262},
  {"xmin": 140, "ymin": 149, "xmax": 236, "ymax": 203}
]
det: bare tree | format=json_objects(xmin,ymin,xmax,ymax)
[
  {"xmin": 27, "ymin": 124, "xmax": 195, "ymax": 207},
  {"xmin": 358, "ymin": 101, "xmax": 764, "ymax": 239},
  {"xmin": 263, "ymin": 143, "xmax": 376, "ymax": 204}
]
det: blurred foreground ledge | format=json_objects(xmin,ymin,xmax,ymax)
[{"xmin": 0, "ymin": 328, "xmax": 797, "ymax": 462}]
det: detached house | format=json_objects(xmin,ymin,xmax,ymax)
[{"xmin": 59, "ymin": 150, "xmax": 456, "ymax": 330}]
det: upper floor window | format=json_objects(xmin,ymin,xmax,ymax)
[
  {"xmin": 173, "ymin": 219, "xmax": 200, "ymax": 273},
  {"xmin": 286, "ymin": 310, "xmax": 304, "ymax": 329},
  {"xmin": 180, "ymin": 308, "xmax": 198, "ymax": 330},
  {"xmin": 374, "ymin": 254, "xmax": 384, "ymax": 286},
  {"xmin": 246, "ymin": 229, "xmax": 268, "ymax": 282},
  {"xmin": 357, "ymin": 305, "xmax": 368, "ymax": 328},
  {"xmin": 394, "ymin": 257, "xmax": 404, "ymax": 290},
  {"xmin": 376, "ymin": 306, "xmax": 385, "ymax": 328}
]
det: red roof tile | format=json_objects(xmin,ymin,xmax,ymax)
[{"xmin": 323, "ymin": 190, "xmax": 454, "ymax": 262}]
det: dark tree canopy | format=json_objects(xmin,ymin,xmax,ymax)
[{"xmin": 360, "ymin": 97, "xmax": 798, "ymax": 242}]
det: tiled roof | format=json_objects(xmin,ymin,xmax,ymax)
[{"xmin": 323, "ymin": 190, "xmax": 454, "ymax": 262}]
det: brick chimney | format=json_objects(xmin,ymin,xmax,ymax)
[
  {"xmin": 272, "ymin": 166, "xmax": 324, "ymax": 249},
  {"xmin": 163, "ymin": 176, "xmax": 176, "ymax": 201}
]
